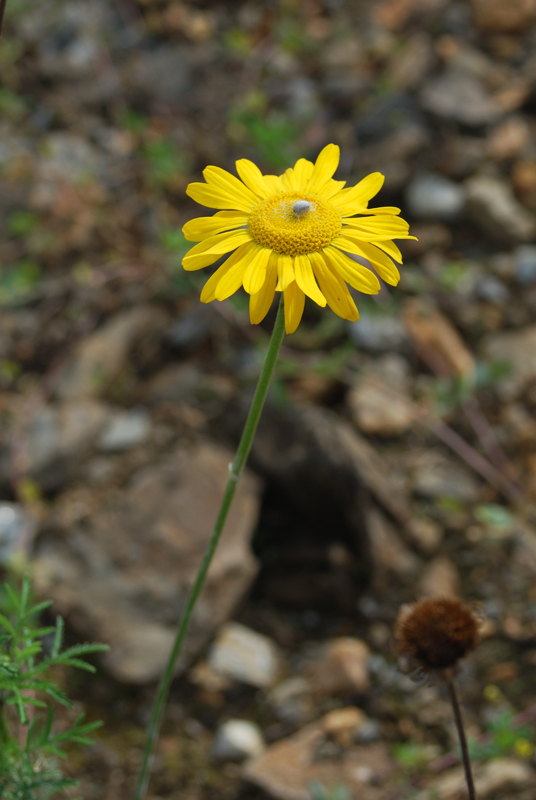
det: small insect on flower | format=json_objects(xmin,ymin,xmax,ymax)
[
  {"xmin": 395, "ymin": 597, "xmax": 481, "ymax": 678},
  {"xmin": 182, "ymin": 144, "xmax": 415, "ymax": 334}
]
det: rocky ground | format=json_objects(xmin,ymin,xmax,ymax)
[{"xmin": 2, "ymin": 0, "xmax": 536, "ymax": 797}]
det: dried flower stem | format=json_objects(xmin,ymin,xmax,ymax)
[
  {"xmin": 0, "ymin": 0, "xmax": 6, "ymax": 39},
  {"xmin": 134, "ymin": 296, "xmax": 286, "ymax": 800},
  {"xmin": 446, "ymin": 675, "xmax": 476, "ymax": 800}
]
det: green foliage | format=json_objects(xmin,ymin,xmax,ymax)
[
  {"xmin": 0, "ymin": 260, "xmax": 42, "ymax": 305},
  {"xmin": 143, "ymin": 137, "xmax": 187, "ymax": 189},
  {"xmin": 392, "ymin": 741, "xmax": 437, "ymax": 774},
  {"xmin": 7, "ymin": 211, "xmax": 39, "ymax": 237},
  {"xmin": 470, "ymin": 708, "xmax": 534, "ymax": 762},
  {"xmin": 0, "ymin": 575, "xmax": 108, "ymax": 799},
  {"xmin": 310, "ymin": 780, "xmax": 351, "ymax": 800},
  {"xmin": 228, "ymin": 92, "xmax": 302, "ymax": 170}
]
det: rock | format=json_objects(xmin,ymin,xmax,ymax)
[
  {"xmin": 244, "ymin": 717, "xmax": 397, "ymax": 800},
  {"xmin": 11, "ymin": 400, "xmax": 111, "ymax": 490},
  {"xmin": 515, "ymin": 245, "xmax": 536, "ymax": 285},
  {"xmin": 487, "ymin": 117, "xmax": 530, "ymax": 161},
  {"xmin": 471, "ymin": 0, "xmax": 536, "ymax": 32},
  {"xmin": 167, "ymin": 305, "xmax": 218, "ymax": 351},
  {"xmin": 419, "ymin": 556, "xmax": 460, "ymax": 598},
  {"xmin": 0, "ymin": 504, "xmax": 36, "ymax": 565},
  {"xmin": 124, "ymin": 45, "xmax": 192, "ymax": 106},
  {"xmin": 268, "ymin": 677, "xmax": 315, "ymax": 726},
  {"xmin": 403, "ymin": 298, "xmax": 474, "ymax": 378},
  {"xmin": 348, "ymin": 375, "xmax": 413, "ymax": 436},
  {"xmin": 211, "ymin": 720, "xmax": 265, "ymax": 762},
  {"xmin": 307, "ymin": 638, "xmax": 371, "ymax": 695},
  {"xmin": 417, "ymin": 757, "xmax": 533, "ymax": 799},
  {"xmin": 143, "ymin": 363, "xmax": 235, "ymax": 410},
  {"xmin": 56, "ymin": 306, "xmax": 167, "ymax": 401},
  {"xmin": 367, "ymin": 507, "xmax": 421, "ymax": 580},
  {"xmin": 482, "ymin": 324, "xmax": 536, "ymax": 399},
  {"xmin": 388, "ymin": 33, "xmax": 434, "ymax": 91},
  {"xmin": 413, "ymin": 451, "xmax": 481, "ymax": 502},
  {"xmin": 421, "ymin": 69, "xmax": 503, "ymax": 126},
  {"xmin": 97, "ymin": 409, "xmax": 151, "ymax": 452},
  {"xmin": 474, "ymin": 274, "xmax": 510, "ymax": 304},
  {"xmin": 322, "ymin": 707, "xmax": 368, "ymax": 747},
  {"xmin": 406, "ymin": 175, "xmax": 465, "ymax": 222},
  {"xmin": 465, "ymin": 175, "xmax": 536, "ymax": 244},
  {"xmin": 33, "ymin": 443, "xmax": 261, "ymax": 683},
  {"xmin": 208, "ymin": 622, "xmax": 282, "ymax": 689},
  {"xmin": 348, "ymin": 313, "xmax": 407, "ymax": 353},
  {"xmin": 407, "ymin": 517, "xmax": 443, "ymax": 554}
]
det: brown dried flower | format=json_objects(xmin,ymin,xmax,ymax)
[{"xmin": 395, "ymin": 597, "xmax": 480, "ymax": 674}]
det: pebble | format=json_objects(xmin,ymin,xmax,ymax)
[
  {"xmin": 419, "ymin": 556, "xmax": 460, "ymax": 598},
  {"xmin": 209, "ymin": 623, "xmax": 282, "ymax": 689},
  {"xmin": 470, "ymin": 0, "xmax": 536, "ymax": 32},
  {"xmin": 268, "ymin": 677, "xmax": 315, "ymax": 725},
  {"xmin": 97, "ymin": 409, "xmax": 151, "ymax": 452},
  {"xmin": 420, "ymin": 68, "xmax": 502, "ymax": 126},
  {"xmin": 413, "ymin": 452, "xmax": 481, "ymax": 502},
  {"xmin": 347, "ymin": 375, "xmax": 413, "ymax": 436},
  {"xmin": 348, "ymin": 313, "xmax": 407, "ymax": 353},
  {"xmin": 367, "ymin": 507, "xmax": 421, "ymax": 579},
  {"xmin": 307, "ymin": 637, "xmax": 371, "ymax": 694},
  {"xmin": 474, "ymin": 274, "xmax": 510, "ymax": 304},
  {"xmin": 515, "ymin": 245, "xmax": 536, "ymax": 285},
  {"xmin": 406, "ymin": 174, "xmax": 465, "ymax": 222},
  {"xmin": 0, "ymin": 504, "xmax": 36, "ymax": 565},
  {"xmin": 482, "ymin": 324, "xmax": 536, "ymax": 399},
  {"xmin": 417, "ymin": 757, "xmax": 533, "ymax": 799},
  {"xmin": 465, "ymin": 175, "xmax": 536, "ymax": 244},
  {"xmin": 211, "ymin": 720, "xmax": 265, "ymax": 762}
]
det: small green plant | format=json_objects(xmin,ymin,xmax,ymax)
[
  {"xmin": 0, "ymin": 575, "xmax": 108, "ymax": 799},
  {"xmin": 470, "ymin": 705, "xmax": 534, "ymax": 762},
  {"xmin": 310, "ymin": 780, "xmax": 351, "ymax": 800}
]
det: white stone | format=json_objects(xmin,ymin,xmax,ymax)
[
  {"xmin": 209, "ymin": 622, "xmax": 282, "ymax": 688},
  {"xmin": 97, "ymin": 410, "xmax": 151, "ymax": 452},
  {"xmin": 212, "ymin": 719, "xmax": 265, "ymax": 762}
]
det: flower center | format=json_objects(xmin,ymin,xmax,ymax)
[{"xmin": 248, "ymin": 192, "xmax": 342, "ymax": 257}]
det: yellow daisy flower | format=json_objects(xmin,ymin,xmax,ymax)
[{"xmin": 182, "ymin": 144, "xmax": 414, "ymax": 334}]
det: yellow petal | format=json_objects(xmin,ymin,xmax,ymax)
[
  {"xmin": 294, "ymin": 254, "xmax": 326, "ymax": 307},
  {"xmin": 263, "ymin": 174, "xmax": 284, "ymax": 193},
  {"xmin": 333, "ymin": 238, "xmax": 400, "ymax": 286},
  {"xmin": 306, "ymin": 144, "xmax": 340, "ymax": 195},
  {"xmin": 186, "ymin": 182, "xmax": 255, "ymax": 213},
  {"xmin": 281, "ymin": 159, "xmax": 314, "ymax": 192},
  {"xmin": 374, "ymin": 239, "xmax": 402, "ymax": 261},
  {"xmin": 324, "ymin": 246, "xmax": 380, "ymax": 294},
  {"xmin": 243, "ymin": 246, "xmax": 272, "ymax": 294},
  {"xmin": 214, "ymin": 242, "xmax": 257, "ymax": 300},
  {"xmin": 283, "ymin": 281, "xmax": 305, "ymax": 334},
  {"xmin": 319, "ymin": 178, "xmax": 346, "ymax": 200},
  {"xmin": 182, "ymin": 235, "xmax": 230, "ymax": 271},
  {"xmin": 236, "ymin": 159, "xmax": 271, "ymax": 199},
  {"xmin": 331, "ymin": 172, "xmax": 384, "ymax": 212},
  {"xmin": 276, "ymin": 254, "xmax": 295, "ymax": 291},
  {"xmin": 343, "ymin": 206, "xmax": 400, "ymax": 216},
  {"xmin": 250, "ymin": 253, "xmax": 278, "ymax": 324},
  {"xmin": 341, "ymin": 215, "xmax": 414, "ymax": 241},
  {"xmin": 182, "ymin": 214, "xmax": 247, "ymax": 242},
  {"xmin": 309, "ymin": 251, "xmax": 359, "ymax": 321},
  {"xmin": 200, "ymin": 257, "xmax": 239, "ymax": 303},
  {"xmin": 203, "ymin": 165, "xmax": 258, "ymax": 207}
]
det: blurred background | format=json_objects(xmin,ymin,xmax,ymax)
[{"xmin": 2, "ymin": 0, "xmax": 536, "ymax": 797}]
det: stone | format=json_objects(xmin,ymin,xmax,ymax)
[
  {"xmin": 515, "ymin": 245, "xmax": 536, "ymax": 285},
  {"xmin": 244, "ymin": 717, "xmax": 397, "ymax": 800},
  {"xmin": 347, "ymin": 375, "xmax": 413, "ymax": 436},
  {"xmin": 268, "ymin": 677, "xmax": 315, "ymax": 725},
  {"xmin": 421, "ymin": 69, "xmax": 503, "ymax": 126},
  {"xmin": 167, "ymin": 305, "xmax": 217, "ymax": 351},
  {"xmin": 487, "ymin": 117, "xmax": 530, "ymax": 161},
  {"xmin": 348, "ymin": 313, "xmax": 407, "ymax": 353},
  {"xmin": 307, "ymin": 638, "xmax": 371, "ymax": 695},
  {"xmin": 97, "ymin": 409, "xmax": 151, "ymax": 452},
  {"xmin": 211, "ymin": 720, "xmax": 265, "ymax": 762},
  {"xmin": 474, "ymin": 275, "xmax": 509, "ymax": 304},
  {"xmin": 413, "ymin": 451, "xmax": 481, "ymax": 502},
  {"xmin": 56, "ymin": 306, "xmax": 167, "ymax": 401},
  {"xmin": 471, "ymin": 0, "xmax": 536, "ymax": 32},
  {"xmin": 0, "ymin": 504, "xmax": 36, "ymax": 565},
  {"xmin": 403, "ymin": 298, "xmax": 474, "ymax": 378},
  {"xmin": 209, "ymin": 622, "xmax": 282, "ymax": 689},
  {"xmin": 406, "ymin": 174, "xmax": 466, "ymax": 222},
  {"xmin": 367, "ymin": 507, "xmax": 421, "ymax": 579},
  {"xmin": 465, "ymin": 175, "xmax": 536, "ymax": 244},
  {"xmin": 407, "ymin": 518, "xmax": 443, "ymax": 554},
  {"xmin": 322, "ymin": 707, "xmax": 368, "ymax": 747},
  {"xmin": 482, "ymin": 324, "xmax": 536, "ymax": 399},
  {"xmin": 419, "ymin": 556, "xmax": 460, "ymax": 598},
  {"xmin": 388, "ymin": 33, "xmax": 434, "ymax": 91},
  {"xmin": 417, "ymin": 757, "xmax": 533, "ymax": 799},
  {"xmin": 11, "ymin": 400, "xmax": 111, "ymax": 491},
  {"xmin": 33, "ymin": 443, "xmax": 261, "ymax": 682}
]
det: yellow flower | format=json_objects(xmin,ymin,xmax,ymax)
[{"xmin": 182, "ymin": 144, "xmax": 414, "ymax": 334}]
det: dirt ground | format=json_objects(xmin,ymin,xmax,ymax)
[{"xmin": 2, "ymin": 0, "xmax": 536, "ymax": 797}]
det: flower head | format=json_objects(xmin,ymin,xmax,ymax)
[
  {"xmin": 395, "ymin": 597, "xmax": 480, "ymax": 676},
  {"xmin": 182, "ymin": 144, "xmax": 414, "ymax": 333}
]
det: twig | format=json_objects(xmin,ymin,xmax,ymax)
[
  {"xmin": 0, "ymin": 0, "xmax": 6, "ymax": 39},
  {"xmin": 446, "ymin": 675, "xmax": 477, "ymax": 800}
]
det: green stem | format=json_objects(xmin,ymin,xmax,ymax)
[
  {"xmin": 134, "ymin": 296, "xmax": 286, "ymax": 800},
  {"xmin": 0, "ymin": 700, "xmax": 9, "ymax": 744}
]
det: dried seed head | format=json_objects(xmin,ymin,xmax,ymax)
[{"xmin": 395, "ymin": 597, "xmax": 480, "ymax": 673}]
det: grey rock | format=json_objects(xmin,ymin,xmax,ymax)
[
  {"xmin": 167, "ymin": 306, "xmax": 217, "ymax": 351},
  {"xmin": 348, "ymin": 314, "xmax": 407, "ymax": 353},
  {"xmin": 209, "ymin": 622, "xmax": 282, "ymax": 689},
  {"xmin": 0, "ymin": 504, "xmax": 36, "ymax": 565},
  {"xmin": 515, "ymin": 245, "xmax": 536, "ymax": 285},
  {"xmin": 413, "ymin": 452, "xmax": 481, "ymax": 502},
  {"xmin": 465, "ymin": 175, "xmax": 536, "ymax": 244},
  {"xmin": 124, "ymin": 46, "xmax": 192, "ymax": 106},
  {"xmin": 475, "ymin": 274, "xmax": 510, "ymax": 304},
  {"xmin": 268, "ymin": 677, "xmax": 314, "ymax": 725},
  {"xmin": 34, "ymin": 443, "xmax": 261, "ymax": 683},
  {"xmin": 212, "ymin": 720, "xmax": 265, "ymax": 762},
  {"xmin": 416, "ymin": 758, "xmax": 532, "ymax": 800},
  {"xmin": 97, "ymin": 409, "xmax": 151, "ymax": 452},
  {"xmin": 421, "ymin": 68, "xmax": 503, "ymax": 126},
  {"xmin": 12, "ymin": 400, "xmax": 111, "ymax": 490},
  {"xmin": 56, "ymin": 306, "xmax": 167, "ymax": 401},
  {"xmin": 482, "ymin": 324, "xmax": 536, "ymax": 399},
  {"xmin": 406, "ymin": 174, "xmax": 466, "ymax": 222}
]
